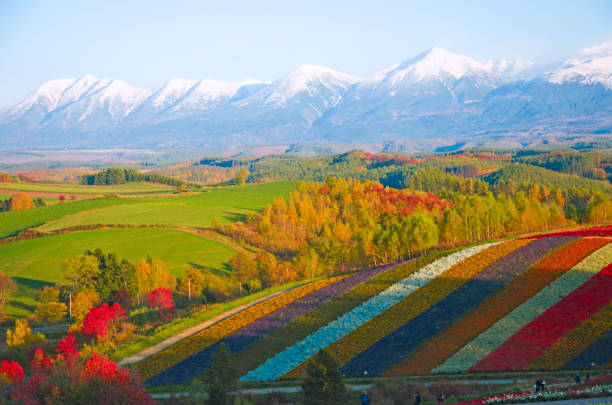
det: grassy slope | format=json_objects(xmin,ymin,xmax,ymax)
[
  {"xmin": 40, "ymin": 181, "xmax": 297, "ymax": 230},
  {"xmin": 0, "ymin": 197, "xmax": 138, "ymax": 238},
  {"xmin": 0, "ymin": 228, "xmax": 237, "ymax": 317},
  {"xmin": 0, "ymin": 182, "xmax": 174, "ymax": 194},
  {"xmin": 0, "ymin": 182, "xmax": 297, "ymax": 317}
]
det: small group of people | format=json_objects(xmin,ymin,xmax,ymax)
[
  {"xmin": 574, "ymin": 372, "xmax": 590, "ymax": 384},
  {"xmin": 359, "ymin": 390, "xmax": 442, "ymax": 405},
  {"xmin": 534, "ymin": 379, "xmax": 547, "ymax": 392}
]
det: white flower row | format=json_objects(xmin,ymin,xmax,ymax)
[
  {"xmin": 482, "ymin": 384, "xmax": 612, "ymax": 404},
  {"xmin": 434, "ymin": 242, "xmax": 612, "ymax": 374},
  {"xmin": 241, "ymin": 242, "xmax": 500, "ymax": 382}
]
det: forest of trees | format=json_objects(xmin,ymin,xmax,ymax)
[
  {"xmin": 221, "ymin": 175, "xmax": 612, "ymax": 281},
  {"xmin": 79, "ymin": 167, "xmax": 189, "ymax": 187}
]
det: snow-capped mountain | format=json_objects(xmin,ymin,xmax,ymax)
[
  {"xmin": 1, "ymin": 42, "xmax": 611, "ymax": 149},
  {"xmin": 548, "ymin": 41, "xmax": 612, "ymax": 89}
]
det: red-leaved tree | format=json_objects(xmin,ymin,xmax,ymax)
[
  {"xmin": 81, "ymin": 303, "xmax": 126, "ymax": 345},
  {"xmin": 8, "ymin": 337, "xmax": 153, "ymax": 404},
  {"xmin": 147, "ymin": 287, "xmax": 175, "ymax": 320},
  {"xmin": 0, "ymin": 359, "xmax": 25, "ymax": 384}
]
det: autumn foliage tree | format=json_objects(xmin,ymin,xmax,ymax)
[
  {"xmin": 9, "ymin": 192, "xmax": 32, "ymax": 210},
  {"xmin": 81, "ymin": 303, "xmax": 126, "ymax": 347},
  {"xmin": 34, "ymin": 286, "xmax": 67, "ymax": 325},
  {"xmin": 4, "ymin": 332, "xmax": 153, "ymax": 404},
  {"xmin": 147, "ymin": 287, "xmax": 175, "ymax": 320},
  {"xmin": 70, "ymin": 289, "xmax": 100, "ymax": 329}
]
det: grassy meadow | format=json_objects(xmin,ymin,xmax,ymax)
[
  {"xmin": 0, "ymin": 181, "xmax": 175, "ymax": 195},
  {"xmin": 40, "ymin": 181, "xmax": 297, "ymax": 230},
  {"xmin": 0, "ymin": 181, "xmax": 297, "ymax": 317}
]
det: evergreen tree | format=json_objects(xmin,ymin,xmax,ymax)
[{"xmin": 302, "ymin": 349, "xmax": 346, "ymax": 405}]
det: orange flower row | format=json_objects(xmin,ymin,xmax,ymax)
[
  {"xmin": 137, "ymin": 275, "xmax": 347, "ymax": 381},
  {"xmin": 385, "ymin": 237, "xmax": 609, "ymax": 376},
  {"xmin": 284, "ymin": 239, "xmax": 529, "ymax": 379}
]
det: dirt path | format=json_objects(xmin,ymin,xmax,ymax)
[{"xmin": 118, "ymin": 285, "xmax": 295, "ymax": 367}]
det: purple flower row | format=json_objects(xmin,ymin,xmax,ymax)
[{"xmin": 146, "ymin": 262, "xmax": 399, "ymax": 386}]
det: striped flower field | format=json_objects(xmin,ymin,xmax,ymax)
[{"xmin": 136, "ymin": 227, "xmax": 612, "ymax": 386}]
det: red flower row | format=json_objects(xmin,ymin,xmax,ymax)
[
  {"xmin": 527, "ymin": 225, "xmax": 612, "ymax": 239},
  {"xmin": 471, "ymin": 263, "xmax": 612, "ymax": 371}
]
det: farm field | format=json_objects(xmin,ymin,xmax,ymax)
[
  {"xmin": 39, "ymin": 181, "xmax": 297, "ymax": 230},
  {"xmin": 0, "ymin": 182, "xmax": 297, "ymax": 318},
  {"xmin": 0, "ymin": 181, "xmax": 297, "ymax": 238},
  {"xmin": 0, "ymin": 181, "xmax": 175, "ymax": 195},
  {"xmin": 0, "ymin": 228, "xmax": 237, "ymax": 317},
  {"xmin": 133, "ymin": 230, "xmax": 612, "ymax": 387}
]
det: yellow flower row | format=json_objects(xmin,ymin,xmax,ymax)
[
  {"xmin": 137, "ymin": 275, "xmax": 348, "ymax": 381},
  {"xmin": 525, "ymin": 300, "xmax": 612, "ymax": 371},
  {"xmin": 284, "ymin": 239, "xmax": 530, "ymax": 379}
]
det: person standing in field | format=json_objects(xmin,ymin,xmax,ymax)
[
  {"xmin": 414, "ymin": 392, "xmax": 422, "ymax": 405},
  {"xmin": 360, "ymin": 390, "xmax": 370, "ymax": 405}
]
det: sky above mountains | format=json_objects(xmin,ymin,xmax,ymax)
[{"xmin": 1, "ymin": 0, "xmax": 611, "ymax": 107}]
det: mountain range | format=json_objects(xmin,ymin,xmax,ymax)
[{"xmin": 1, "ymin": 42, "xmax": 611, "ymax": 150}]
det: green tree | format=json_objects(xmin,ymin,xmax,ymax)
[
  {"xmin": 204, "ymin": 343, "xmax": 238, "ymax": 405},
  {"xmin": 302, "ymin": 349, "xmax": 346, "ymax": 405}
]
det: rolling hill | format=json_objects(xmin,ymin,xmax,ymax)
[{"xmin": 132, "ymin": 228, "xmax": 612, "ymax": 386}]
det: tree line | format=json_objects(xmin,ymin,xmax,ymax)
[
  {"xmin": 220, "ymin": 176, "xmax": 612, "ymax": 283},
  {"xmin": 79, "ymin": 167, "xmax": 190, "ymax": 187}
]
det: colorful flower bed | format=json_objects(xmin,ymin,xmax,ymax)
[
  {"xmin": 136, "ymin": 275, "xmax": 347, "ymax": 381},
  {"xmin": 526, "ymin": 225, "xmax": 612, "ymax": 239},
  {"xmin": 144, "ymin": 262, "xmax": 393, "ymax": 386},
  {"xmin": 459, "ymin": 375, "xmax": 612, "ymax": 404},
  {"xmin": 388, "ymin": 237, "xmax": 607, "ymax": 376},
  {"xmin": 231, "ymin": 255, "xmax": 443, "ymax": 378},
  {"xmin": 563, "ymin": 327, "xmax": 612, "ymax": 370},
  {"xmin": 527, "ymin": 300, "xmax": 612, "ymax": 370},
  {"xmin": 341, "ymin": 237, "xmax": 567, "ymax": 377},
  {"xmin": 435, "ymin": 241, "xmax": 612, "ymax": 374},
  {"xmin": 471, "ymin": 262, "xmax": 612, "ymax": 371},
  {"xmin": 241, "ymin": 242, "xmax": 499, "ymax": 382}
]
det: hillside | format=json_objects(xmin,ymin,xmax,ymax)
[
  {"xmin": 134, "ymin": 228, "xmax": 612, "ymax": 386},
  {"xmin": 0, "ymin": 181, "xmax": 297, "ymax": 317}
]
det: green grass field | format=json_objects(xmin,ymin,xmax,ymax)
[
  {"xmin": 40, "ymin": 181, "xmax": 297, "ymax": 230},
  {"xmin": 0, "ymin": 182, "xmax": 174, "ymax": 195},
  {"xmin": 0, "ymin": 197, "xmax": 139, "ymax": 238},
  {"xmin": 0, "ymin": 228, "xmax": 237, "ymax": 317},
  {"xmin": 0, "ymin": 181, "xmax": 297, "ymax": 318}
]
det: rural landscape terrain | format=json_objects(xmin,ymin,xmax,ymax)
[
  {"xmin": 0, "ymin": 146, "xmax": 611, "ymax": 404},
  {"xmin": 2, "ymin": 1, "xmax": 612, "ymax": 403}
]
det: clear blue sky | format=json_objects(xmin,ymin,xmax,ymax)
[{"xmin": 1, "ymin": 0, "xmax": 611, "ymax": 107}]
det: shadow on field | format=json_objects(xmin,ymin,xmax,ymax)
[
  {"xmin": 188, "ymin": 263, "xmax": 232, "ymax": 276},
  {"xmin": 221, "ymin": 211, "xmax": 247, "ymax": 222}
]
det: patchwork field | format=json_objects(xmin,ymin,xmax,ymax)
[
  {"xmin": 133, "ymin": 228, "xmax": 612, "ymax": 386},
  {"xmin": 0, "ymin": 181, "xmax": 297, "ymax": 238},
  {"xmin": 0, "ymin": 228, "xmax": 237, "ymax": 317},
  {"xmin": 39, "ymin": 181, "xmax": 297, "ymax": 230},
  {"xmin": 0, "ymin": 181, "xmax": 297, "ymax": 317}
]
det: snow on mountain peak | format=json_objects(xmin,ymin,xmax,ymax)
[
  {"xmin": 548, "ymin": 41, "xmax": 612, "ymax": 88},
  {"xmin": 387, "ymin": 47, "xmax": 493, "ymax": 83},
  {"xmin": 258, "ymin": 64, "xmax": 360, "ymax": 106}
]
